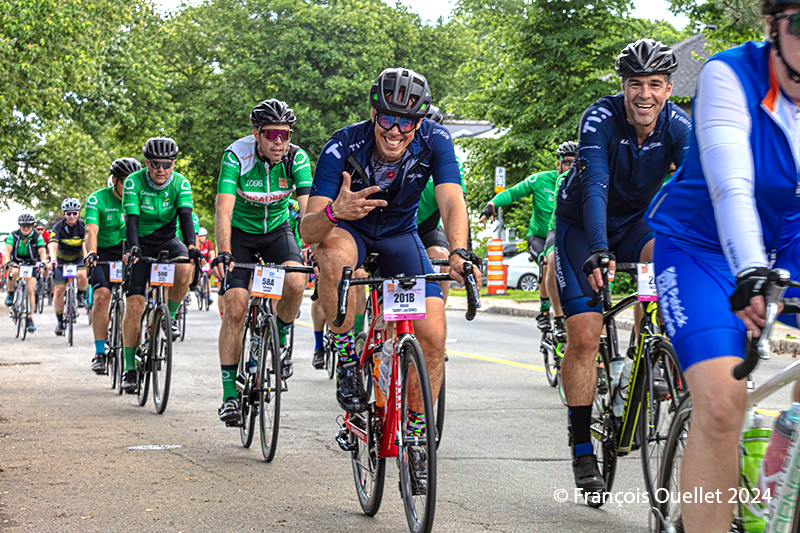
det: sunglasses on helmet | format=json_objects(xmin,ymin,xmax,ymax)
[
  {"xmin": 376, "ymin": 113, "xmax": 418, "ymax": 134},
  {"xmin": 775, "ymin": 11, "xmax": 800, "ymax": 37},
  {"xmin": 259, "ymin": 128, "xmax": 291, "ymax": 142},
  {"xmin": 148, "ymin": 160, "xmax": 174, "ymax": 170}
]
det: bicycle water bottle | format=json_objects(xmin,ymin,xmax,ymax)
[
  {"xmin": 379, "ymin": 341, "xmax": 392, "ymax": 400},
  {"xmin": 763, "ymin": 402, "xmax": 800, "ymax": 498},
  {"xmin": 371, "ymin": 342, "xmax": 385, "ymax": 408},
  {"xmin": 741, "ymin": 412, "xmax": 771, "ymax": 533},
  {"xmin": 769, "ymin": 411, "xmax": 800, "ymax": 532},
  {"xmin": 609, "ymin": 357, "xmax": 624, "ymax": 417}
]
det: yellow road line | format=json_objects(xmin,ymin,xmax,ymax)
[
  {"xmin": 296, "ymin": 320, "xmax": 314, "ymax": 328},
  {"xmin": 446, "ymin": 349, "xmax": 546, "ymax": 372}
]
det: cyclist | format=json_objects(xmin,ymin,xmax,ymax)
[
  {"xmin": 49, "ymin": 198, "xmax": 89, "ymax": 335},
  {"xmin": 645, "ymin": 2, "xmax": 800, "ymax": 529},
  {"xmin": 34, "ymin": 220, "xmax": 49, "ymax": 246},
  {"xmin": 120, "ymin": 137, "xmax": 201, "ymax": 393},
  {"xmin": 209, "ymin": 99, "xmax": 311, "ymax": 424},
  {"xmin": 196, "ymin": 227, "xmax": 215, "ymax": 307},
  {"xmin": 85, "ymin": 157, "xmax": 141, "ymax": 374},
  {"xmin": 479, "ymin": 141, "xmax": 575, "ymax": 330},
  {"xmin": 302, "ymin": 68, "xmax": 479, "ymax": 493},
  {"xmin": 4, "ymin": 214, "xmax": 48, "ymax": 332},
  {"xmin": 553, "ymin": 38, "xmax": 690, "ymax": 494}
]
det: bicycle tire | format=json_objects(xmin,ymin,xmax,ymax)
[
  {"xmin": 587, "ymin": 344, "xmax": 617, "ymax": 508},
  {"xmin": 178, "ymin": 303, "xmax": 186, "ymax": 342},
  {"xmin": 350, "ymin": 348, "xmax": 386, "ymax": 516},
  {"xmin": 325, "ymin": 328, "xmax": 337, "ymax": 380},
  {"xmin": 67, "ymin": 283, "xmax": 75, "ymax": 347},
  {"xmin": 639, "ymin": 340, "xmax": 688, "ymax": 514},
  {"xmin": 258, "ymin": 315, "xmax": 281, "ymax": 462},
  {"xmin": 20, "ymin": 287, "xmax": 29, "ymax": 341},
  {"xmin": 13, "ymin": 285, "xmax": 24, "ymax": 339},
  {"xmin": 655, "ymin": 394, "xmax": 692, "ymax": 533},
  {"xmin": 435, "ymin": 362, "xmax": 445, "ymax": 450},
  {"xmin": 239, "ymin": 311, "xmax": 257, "ymax": 448},
  {"xmin": 542, "ymin": 337, "xmax": 559, "ymax": 387},
  {"xmin": 151, "ymin": 305, "xmax": 173, "ymax": 414},
  {"xmin": 115, "ymin": 299, "xmax": 125, "ymax": 395},
  {"xmin": 398, "ymin": 336, "xmax": 437, "ymax": 533},
  {"xmin": 203, "ymin": 275, "xmax": 211, "ymax": 311}
]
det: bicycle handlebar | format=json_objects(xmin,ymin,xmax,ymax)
[
  {"xmin": 586, "ymin": 260, "xmax": 643, "ymax": 308},
  {"xmin": 217, "ymin": 261, "xmax": 314, "ymax": 297}
]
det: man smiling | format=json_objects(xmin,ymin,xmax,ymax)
[{"xmin": 552, "ymin": 38, "xmax": 691, "ymax": 496}]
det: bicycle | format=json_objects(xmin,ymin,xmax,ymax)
[
  {"xmin": 541, "ymin": 326, "xmax": 567, "ymax": 404},
  {"xmin": 88, "ymin": 260, "xmax": 126, "ymax": 391},
  {"xmin": 45, "ymin": 268, "xmax": 54, "ymax": 307},
  {"xmin": 656, "ymin": 269, "xmax": 800, "ymax": 533},
  {"xmin": 85, "ymin": 284, "xmax": 94, "ymax": 325},
  {"xmin": 57, "ymin": 263, "xmax": 80, "ymax": 347},
  {"xmin": 34, "ymin": 267, "xmax": 45, "ymax": 314},
  {"xmin": 333, "ymin": 259, "xmax": 480, "ymax": 533},
  {"xmin": 122, "ymin": 247, "xmax": 199, "ymax": 414},
  {"xmin": 218, "ymin": 258, "xmax": 313, "ymax": 461},
  {"xmin": 579, "ymin": 260, "xmax": 687, "ymax": 510},
  {"xmin": 195, "ymin": 265, "xmax": 212, "ymax": 311},
  {"xmin": 175, "ymin": 295, "xmax": 189, "ymax": 342},
  {"xmin": 9, "ymin": 261, "xmax": 39, "ymax": 340}
]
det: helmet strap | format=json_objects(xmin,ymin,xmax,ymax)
[{"xmin": 772, "ymin": 21, "xmax": 800, "ymax": 84}]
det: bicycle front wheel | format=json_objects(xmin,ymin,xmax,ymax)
[
  {"xmin": 325, "ymin": 328, "xmax": 337, "ymax": 380},
  {"xmin": 67, "ymin": 284, "xmax": 75, "ymax": 347},
  {"xmin": 542, "ymin": 337, "xmax": 559, "ymax": 387},
  {"xmin": 238, "ymin": 311, "xmax": 258, "ymax": 448},
  {"xmin": 587, "ymin": 345, "xmax": 617, "ymax": 508},
  {"xmin": 258, "ymin": 315, "xmax": 281, "ymax": 462},
  {"xmin": 398, "ymin": 336, "xmax": 437, "ymax": 533},
  {"xmin": 435, "ymin": 363, "xmax": 445, "ymax": 450},
  {"xmin": 656, "ymin": 394, "xmax": 692, "ymax": 533},
  {"xmin": 114, "ymin": 299, "xmax": 125, "ymax": 394},
  {"xmin": 203, "ymin": 276, "xmax": 211, "ymax": 311},
  {"xmin": 350, "ymin": 348, "xmax": 385, "ymax": 516},
  {"xmin": 151, "ymin": 305, "xmax": 173, "ymax": 414},
  {"xmin": 20, "ymin": 288, "xmax": 29, "ymax": 341},
  {"xmin": 179, "ymin": 303, "xmax": 186, "ymax": 342}
]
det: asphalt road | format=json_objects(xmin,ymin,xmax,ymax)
[{"xmin": 0, "ymin": 294, "xmax": 797, "ymax": 532}]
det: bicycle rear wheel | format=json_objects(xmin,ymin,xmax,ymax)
[
  {"xmin": 238, "ymin": 311, "xmax": 257, "ymax": 448},
  {"xmin": 398, "ymin": 336, "xmax": 437, "ymax": 533},
  {"xmin": 542, "ymin": 336, "xmax": 559, "ymax": 387},
  {"xmin": 258, "ymin": 315, "xmax": 281, "ymax": 462},
  {"xmin": 586, "ymin": 343, "xmax": 617, "ymax": 508},
  {"xmin": 137, "ymin": 365, "xmax": 150, "ymax": 407},
  {"xmin": 656, "ymin": 394, "xmax": 692, "ymax": 533},
  {"xmin": 151, "ymin": 304, "xmax": 173, "ymax": 414},
  {"xmin": 350, "ymin": 349, "xmax": 385, "ymax": 516},
  {"xmin": 639, "ymin": 340, "xmax": 688, "ymax": 516},
  {"xmin": 178, "ymin": 303, "xmax": 186, "ymax": 342}
]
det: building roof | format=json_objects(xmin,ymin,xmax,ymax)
[
  {"xmin": 441, "ymin": 120, "xmax": 497, "ymax": 139},
  {"xmin": 670, "ymin": 33, "xmax": 711, "ymax": 99}
]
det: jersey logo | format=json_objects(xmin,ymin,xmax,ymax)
[
  {"xmin": 582, "ymin": 107, "xmax": 613, "ymax": 134},
  {"xmin": 245, "ymin": 179, "xmax": 263, "ymax": 188},
  {"xmin": 124, "ymin": 178, "xmax": 135, "ymax": 190},
  {"xmin": 279, "ymin": 178, "xmax": 288, "ymax": 188},
  {"xmin": 642, "ymin": 142, "xmax": 663, "ymax": 151},
  {"xmin": 87, "ymin": 196, "xmax": 98, "ymax": 205},
  {"xmin": 326, "ymin": 142, "xmax": 343, "ymax": 160},
  {"xmin": 181, "ymin": 180, "xmax": 191, "ymax": 190}
]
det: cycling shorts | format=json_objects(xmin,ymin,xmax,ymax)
[
  {"xmin": 338, "ymin": 221, "xmax": 442, "ymax": 299},
  {"xmin": 225, "ymin": 222, "xmax": 304, "ymax": 291},
  {"xmin": 653, "ymin": 234, "xmax": 800, "ymax": 371},
  {"xmin": 127, "ymin": 237, "xmax": 188, "ymax": 297},
  {"xmin": 544, "ymin": 230, "xmax": 556, "ymax": 258},
  {"xmin": 527, "ymin": 235, "xmax": 546, "ymax": 260},
  {"xmin": 53, "ymin": 259, "xmax": 87, "ymax": 286},
  {"xmin": 554, "ymin": 216, "xmax": 653, "ymax": 317},
  {"xmin": 90, "ymin": 246, "xmax": 123, "ymax": 292},
  {"xmin": 419, "ymin": 226, "xmax": 449, "ymax": 250}
]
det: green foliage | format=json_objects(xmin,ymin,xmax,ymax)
[{"xmin": 667, "ymin": 0, "xmax": 764, "ymax": 54}]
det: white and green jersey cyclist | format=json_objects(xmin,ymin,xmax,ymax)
[
  {"xmin": 218, "ymin": 136, "xmax": 312, "ymax": 234},
  {"xmin": 123, "ymin": 168, "xmax": 193, "ymax": 238}
]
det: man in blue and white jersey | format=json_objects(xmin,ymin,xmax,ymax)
[{"xmin": 554, "ymin": 38, "xmax": 691, "ymax": 494}]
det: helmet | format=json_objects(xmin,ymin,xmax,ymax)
[
  {"xmin": 198, "ymin": 227, "xmax": 208, "ymax": 237},
  {"xmin": 250, "ymin": 99, "xmax": 296, "ymax": 129},
  {"xmin": 61, "ymin": 198, "xmax": 81, "ymax": 212},
  {"xmin": 109, "ymin": 157, "xmax": 142, "ymax": 179},
  {"xmin": 369, "ymin": 68, "xmax": 432, "ymax": 120},
  {"xmin": 763, "ymin": 0, "xmax": 797, "ymax": 14},
  {"xmin": 36, "ymin": 219, "xmax": 46, "ymax": 228},
  {"xmin": 425, "ymin": 105, "xmax": 444, "ymax": 125},
  {"xmin": 18, "ymin": 214, "xmax": 35, "ymax": 225},
  {"xmin": 615, "ymin": 38, "xmax": 678, "ymax": 78},
  {"xmin": 142, "ymin": 137, "xmax": 179, "ymax": 160},
  {"xmin": 107, "ymin": 176, "xmax": 114, "ymax": 187},
  {"xmin": 556, "ymin": 141, "xmax": 578, "ymax": 158}
]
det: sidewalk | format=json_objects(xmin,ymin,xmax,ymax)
[{"xmin": 446, "ymin": 295, "xmax": 800, "ymax": 356}]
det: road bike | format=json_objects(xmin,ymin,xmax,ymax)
[
  {"xmin": 580, "ymin": 260, "xmax": 687, "ymax": 510},
  {"xmin": 33, "ymin": 267, "xmax": 46, "ymax": 314},
  {"xmin": 175, "ymin": 295, "xmax": 189, "ymax": 342},
  {"xmin": 219, "ymin": 258, "xmax": 313, "ymax": 461},
  {"xmin": 88, "ymin": 260, "xmax": 126, "ymax": 391},
  {"xmin": 334, "ymin": 258, "xmax": 479, "ymax": 533},
  {"xmin": 8, "ymin": 261, "xmax": 39, "ymax": 340},
  {"xmin": 195, "ymin": 265, "xmax": 212, "ymax": 311},
  {"xmin": 656, "ymin": 269, "xmax": 800, "ymax": 533},
  {"xmin": 541, "ymin": 326, "xmax": 567, "ymax": 405},
  {"xmin": 57, "ymin": 264, "xmax": 80, "ymax": 347}
]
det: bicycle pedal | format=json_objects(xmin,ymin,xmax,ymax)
[
  {"xmin": 225, "ymin": 419, "xmax": 243, "ymax": 428},
  {"xmin": 335, "ymin": 427, "xmax": 357, "ymax": 452}
]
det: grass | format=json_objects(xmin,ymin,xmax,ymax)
[{"xmin": 449, "ymin": 288, "xmax": 539, "ymax": 301}]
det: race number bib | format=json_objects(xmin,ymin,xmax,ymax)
[
  {"xmin": 201, "ymin": 262, "xmax": 210, "ymax": 273},
  {"xmin": 252, "ymin": 267, "xmax": 284, "ymax": 299},
  {"xmin": 637, "ymin": 263, "xmax": 658, "ymax": 302},
  {"xmin": 19, "ymin": 266, "xmax": 33, "ymax": 279},
  {"xmin": 150, "ymin": 264, "xmax": 175, "ymax": 287},
  {"xmin": 383, "ymin": 279, "xmax": 426, "ymax": 321},
  {"xmin": 109, "ymin": 261, "xmax": 123, "ymax": 283},
  {"xmin": 63, "ymin": 264, "xmax": 78, "ymax": 278}
]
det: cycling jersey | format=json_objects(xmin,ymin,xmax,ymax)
[
  {"xmin": 39, "ymin": 231, "xmax": 50, "ymax": 245},
  {"xmin": 49, "ymin": 218, "xmax": 86, "ymax": 262},
  {"xmin": 492, "ymin": 170, "xmax": 559, "ymax": 239},
  {"xmin": 548, "ymin": 172, "xmax": 569, "ymax": 233},
  {"xmin": 311, "ymin": 118, "xmax": 462, "ymax": 239},
  {"xmin": 198, "ymin": 238, "xmax": 214, "ymax": 261},
  {"xmin": 556, "ymin": 94, "xmax": 691, "ymax": 251},
  {"xmin": 5, "ymin": 230, "xmax": 45, "ymax": 261},
  {"xmin": 176, "ymin": 212, "xmax": 200, "ymax": 241},
  {"xmin": 218, "ymin": 137, "xmax": 312, "ymax": 235},
  {"xmin": 123, "ymin": 168, "xmax": 193, "ymax": 241},
  {"xmin": 416, "ymin": 156, "xmax": 465, "ymax": 235},
  {"xmin": 85, "ymin": 186, "xmax": 125, "ymax": 249}
]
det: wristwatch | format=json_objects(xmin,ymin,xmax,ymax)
[{"xmin": 448, "ymin": 248, "xmax": 472, "ymax": 261}]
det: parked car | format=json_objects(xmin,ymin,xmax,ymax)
[{"xmin": 505, "ymin": 252, "xmax": 540, "ymax": 291}]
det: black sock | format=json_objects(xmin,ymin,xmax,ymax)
[{"xmin": 569, "ymin": 405, "xmax": 593, "ymax": 458}]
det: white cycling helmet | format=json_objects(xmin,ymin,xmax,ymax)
[
  {"xmin": 198, "ymin": 227, "xmax": 208, "ymax": 237},
  {"xmin": 61, "ymin": 198, "xmax": 81, "ymax": 212}
]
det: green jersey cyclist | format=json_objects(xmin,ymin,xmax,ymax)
[{"xmin": 4, "ymin": 214, "xmax": 48, "ymax": 332}]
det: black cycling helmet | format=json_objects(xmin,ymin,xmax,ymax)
[
  {"xmin": 763, "ymin": 0, "xmax": 797, "ymax": 14},
  {"xmin": 615, "ymin": 38, "xmax": 678, "ymax": 78},
  {"xmin": 556, "ymin": 141, "xmax": 578, "ymax": 158},
  {"xmin": 18, "ymin": 214, "xmax": 35, "ymax": 226},
  {"xmin": 370, "ymin": 68, "xmax": 432, "ymax": 120},
  {"xmin": 35, "ymin": 219, "xmax": 46, "ymax": 228},
  {"xmin": 250, "ymin": 99, "xmax": 297, "ymax": 129},
  {"xmin": 109, "ymin": 157, "xmax": 142, "ymax": 179},
  {"xmin": 425, "ymin": 105, "xmax": 444, "ymax": 125},
  {"xmin": 142, "ymin": 137, "xmax": 179, "ymax": 160}
]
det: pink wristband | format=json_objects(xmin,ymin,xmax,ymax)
[{"xmin": 325, "ymin": 203, "xmax": 340, "ymax": 224}]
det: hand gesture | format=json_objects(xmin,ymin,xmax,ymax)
[{"xmin": 330, "ymin": 172, "xmax": 388, "ymax": 221}]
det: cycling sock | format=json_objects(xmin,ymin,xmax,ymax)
[
  {"xmin": 540, "ymin": 298, "xmax": 551, "ymax": 313},
  {"xmin": 167, "ymin": 299, "xmax": 181, "ymax": 320},
  {"xmin": 123, "ymin": 347, "xmax": 137, "ymax": 372},
  {"xmin": 569, "ymin": 405, "xmax": 593, "ymax": 457},
  {"xmin": 353, "ymin": 313, "xmax": 365, "ymax": 335},
  {"xmin": 56, "ymin": 311, "xmax": 63, "ymax": 324},
  {"xmin": 332, "ymin": 330, "xmax": 358, "ymax": 364},
  {"xmin": 276, "ymin": 317, "xmax": 291, "ymax": 348},
  {"xmin": 314, "ymin": 330, "xmax": 324, "ymax": 351},
  {"xmin": 78, "ymin": 289, "xmax": 86, "ymax": 300},
  {"xmin": 221, "ymin": 364, "xmax": 238, "ymax": 401},
  {"xmin": 94, "ymin": 340, "xmax": 105, "ymax": 354},
  {"xmin": 406, "ymin": 410, "xmax": 426, "ymax": 437}
]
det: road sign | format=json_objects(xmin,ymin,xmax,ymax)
[{"xmin": 495, "ymin": 166, "xmax": 506, "ymax": 193}]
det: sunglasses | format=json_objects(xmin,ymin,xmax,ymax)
[
  {"xmin": 775, "ymin": 11, "xmax": 800, "ymax": 37},
  {"xmin": 259, "ymin": 128, "xmax": 291, "ymax": 142},
  {"xmin": 20, "ymin": 224, "xmax": 33, "ymax": 229},
  {"xmin": 64, "ymin": 211, "xmax": 79, "ymax": 216},
  {"xmin": 148, "ymin": 160, "xmax": 174, "ymax": 170},
  {"xmin": 376, "ymin": 113, "xmax": 418, "ymax": 134}
]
